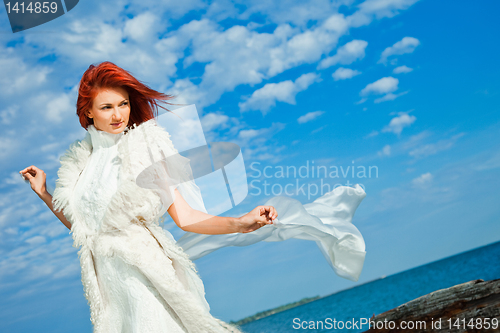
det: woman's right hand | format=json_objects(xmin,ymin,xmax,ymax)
[
  {"xmin": 20, "ymin": 165, "xmax": 72, "ymax": 230},
  {"xmin": 236, "ymin": 205, "xmax": 277, "ymax": 233},
  {"xmin": 19, "ymin": 165, "xmax": 47, "ymax": 197}
]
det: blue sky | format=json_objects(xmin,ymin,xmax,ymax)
[{"xmin": 1, "ymin": 0, "xmax": 499, "ymax": 331}]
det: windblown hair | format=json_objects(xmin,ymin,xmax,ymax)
[{"xmin": 77, "ymin": 61, "xmax": 175, "ymax": 129}]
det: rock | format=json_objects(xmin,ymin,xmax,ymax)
[{"xmin": 362, "ymin": 278, "xmax": 500, "ymax": 333}]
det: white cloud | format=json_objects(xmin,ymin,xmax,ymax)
[
  {"xmin": 260, "ymin": 14, "xmax": 349, "ymax": 76},
  {"xmin": 102, "ymin": 0, "xmax": 206, "ymax": 20},
  {"xmin": 201, "ymin": 112, "xmax": 231, "ymax": 131},
  {"xmin": 379, "ymin": 36, "xmax": 420, "ymax": 64},
  {"xmin": 384, "ymin": 130, "xmax": 429, "ymax": 157},
  {"xmin": 365, "ymin": 130, "xmax": 379, "ymax": 138},
  {"xmin": 474, "ymin": 150, "xmax": 500, "ymax": 171},
  {"xmin": 0, "ymin": 187, "xmax": 79, "ymax": 298},
  {"xmin": 360, "ymin": 129, "xmax": 470, "ymax": 163},
  {"xmin": 239, "ymin": 73, "xmax": 320, "ymax": 114},
  {"xmin": 173, "ymin": 14, "xmax": 347, "ymax": 110},
  {"xmin": 393, "ymin": 65, "xmax": 413, "ymax": 74},
  {"xmin": 382, "ymin": 112, "xmax": 416, "ymax": 135},
  {"xmin": 378, "ymin": 144, "xmax": 391, "ymax": 157},
  {"xmin": 412, "ymin": 172, "xmax": 433, "ymax": 187},
  {"xmin": 22, "ymin": 16, "xmax": 183, "ymax": 89},
  {"xmin": 347, "ymin": 0, "xmax": 420, "ymax": 28},
  {"xmin": 3, "ymin": 171, "xmax": 26, "ymax": 186},
  {"xmin": 43, "ymin": 92, "xmax": 75, "ymax": 123},
  {"xmin": 239, "ymin": 129, "xmax": 262, "ymax": 140},
  {"xmin": 311, "ymin": 125, "xmax": 327, "ymax": 134},
  {"xmin": 360, "ymin": 76, "xmax": 408, "ymax": 103},
  {"xmin": 374, "ymin": 90, "xmax": 409, "ymax": 103},
  {"xmin": 6, "ymin": 0, "xmax": 417, "ymax": 114},
  {"xmin": 235, "ymin": 0, "xmax": 347, "ymax": 27},
  {"xmin": 200, "ymin": 111, "xmax": 244, "ymax": 140},
  {"xmin": 235, "ymin": 122, "xmax": 287, "ymax": 162},
  {"xmin": 0, "ymin": 136, "xmax": 19, "ymax": 161},
  {"xmin": 40, "ymin": 142, "xmax": 61, "ymax": 153},
  {"xmin": 124, "ymin": 12, "xmax": 164, "ymax": 42},
  {"xmin": 0, "ymin": 49, "xmax": 52, "ymax": 98},
  {"xmin": 409, "ymin": 133, "xmax": 465, "ymax": 158},
  {"xmin": 25, "ymin": 235, "xmax": 46, "ymax": 246},
  {"xmin": 318, "ymin": 39, "xmax": 368, "ymax": 69},
  {"xmin": 332, "ymin": 67, "xmax": 362, "ymax": 80},
  {"xmin": 361, "ymin": 76, "xmax": 399, "ymax": 95},
  {"xmin": 0, "ymin": 105, "xmax": 18, "ymax": 125},
  {"xmin": 297, "ymin": 111, "xmax": 325, "ymax": 124},
  {"xmin": 168, "ymin": 78, "xmax": 211, "ymax": 109},
  {"xmin": 208, "ymin": 0, "xmax": 419, "ymax": 31}
]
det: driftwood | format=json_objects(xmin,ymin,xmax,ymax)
[{"xmin": 362, "ymin": 279, "xmax": 500, "ymax": 333}]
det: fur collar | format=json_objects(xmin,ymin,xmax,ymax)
[{"xmin": 52, "ymin": 118, "xmax": 176, "ymax": 246}]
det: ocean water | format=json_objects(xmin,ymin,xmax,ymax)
[{"xmin": 239, "ymin": 240, "xmax": 500, "ymax": 332}]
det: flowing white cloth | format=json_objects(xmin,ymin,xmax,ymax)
[
  {"xmin": 123, "ymin": 118, "xmax": 367, "ymax": 281},
  {"xmin": 177, "ymin": 185, "xmax": 366, "ymax": 282}
]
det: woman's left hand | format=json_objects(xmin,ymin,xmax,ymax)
[{"xmin": 236, "ymin": 205, "xmax": 278, "ymax": 233}]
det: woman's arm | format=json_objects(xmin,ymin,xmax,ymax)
[
  {"xmin": 167, "ymin": 188, "xmax": 278, "ymax": 235},
  {"xmin": 40, "ymin": 191, "xmax": 72, "ymax": 230},
  {"xmin": 20, "ymin": 166, "xmax": 72, "ymax": 230}
]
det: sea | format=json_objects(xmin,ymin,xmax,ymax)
[{"xmin": 239, "ymin": 240, "xmax": 500, "ymax": 332}]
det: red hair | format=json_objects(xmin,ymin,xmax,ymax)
[{"xmin": 77, "ymin": 61, "xmax": 176, "ymax": 129}]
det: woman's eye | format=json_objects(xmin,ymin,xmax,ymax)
[{"xmin": 121, "ymin": 102, "xmax": 129, "ymax": 106}]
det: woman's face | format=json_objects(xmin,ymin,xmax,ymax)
[{"xmin": 87, "ymin": 86, "xmax": 131, "ymax": 134}]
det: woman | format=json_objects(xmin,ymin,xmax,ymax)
[
  {"xmin": 20, "ymin": 61, "xmax": 367, "ymax": 332},
  {"xmin": 20, "ymin": 61, "xmax": 275, "ymax": 332}
]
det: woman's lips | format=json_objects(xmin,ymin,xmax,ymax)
[{"xmin": 111, "ymin": 122, "xmax": 123, "ymax": 127}]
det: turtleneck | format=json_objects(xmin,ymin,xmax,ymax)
[
  {"xmin": 87, "ymin": 124, "xmax": 125, "ymax": 149},
  {"xmin": 74, "ymin": 124, "xmax": 125, "ymax": 231}
]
